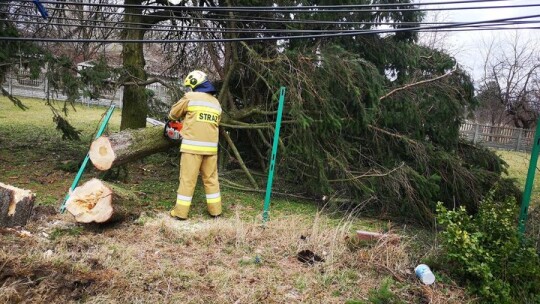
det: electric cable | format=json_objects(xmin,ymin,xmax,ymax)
[
  {"xmin": 14, "ymin": 0, "xmax": 509, "ymax": 11},
  {"xmin": 5, "ymin": 17, "xmax": 539, "ymax": 34},
  {"xmin": 6, "ymin": 7, "xmax": 425, "ymax": 27},
  {"xmin": 1, "ymin": 13, "xmax": 539, "ymax": 43},
  {"xmin": 6, "ymin": 1, "xmax": 540, "ymax": 18},
  {"xmin": 9, "ymin": 7, "xmax": 540, "ymax": 27},
  {"xmin": 4, "ymin": 1, "xmax": 540, "ymax": 43},
  {"xmin": 7, "ymin": 4, "xmax": 540, "ymax": 28}
]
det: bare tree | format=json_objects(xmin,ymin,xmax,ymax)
[
  {"xmin": 418, "ymin": 10, "xmax": 454, "ymax": 51},
  {"xmin": 477, "ymin": 32, "xmax": 540, "ymax": 129},
  {"xmin": 474, "ymin": 81, "xmax": 507, "ymax": 126},
  {"xmin": 9, "ymin": 1, "xmax": 121, "ymax": 61}
]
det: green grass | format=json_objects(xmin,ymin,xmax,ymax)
[
  {"xmin": 0, "ymin": 97, "xmax": 122, "ymax": 138},
  {"xmin": 0, "ymin": 97, "xmax": 362, "ymax": 224},
  {"xmin": 49, "ymin": 226, "xmax": 84, "ymax": 240},
  {"xmin": 497, "ymin": 150, "xmax": 540, "ymax": 207},
  {"xmin": 0, "ymin": 97, "xmax": 122, "ymax": 207}
]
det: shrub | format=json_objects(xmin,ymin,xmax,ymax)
[
  {"xmin": 526, "ymin": 207, "xmax": 540, "ymax": 254},
  {"xmin": 437, "ymin": 193, "xmax": 540, "ymax": 303}
]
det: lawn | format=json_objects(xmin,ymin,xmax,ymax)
[
  {"xmin": 497, "ymin": 150, "xmax": 540, "ymax": 207},
  {"xmin": 0, "ymin": 97, "xmax": 470, "ymax": 303}
]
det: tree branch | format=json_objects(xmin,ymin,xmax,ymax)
[
  {"xmin": 142, "ymin": 10, "xmax": 188, "ymax": 26},
  {"xmin": 247, "ymin": 130, "xmax": 267, "ymax": 171},
  {"xmin": 328, "ymin": 162, "xmax": 405, "ymax": 182},
  {"xmin": 1, "ymin": 88, "xmax": 28, "ymax": 110},
  {"xmin": 119, "ymin": 77, "xmax": 173, "ymax": 89},
  {"xmin": 257, "ymin": 129, "xmax": 272, "ymax": 149},
  {"xmin": 367, "ymin": 124, "xmax": 419, "ymax": 145},
  {"xmin": 220, "ymin": 178, "xmax": 311, "ymax": 200},
  {"xmin": 379, "ymin": 68, "xmax": 456, "ymax": 101},
  {"xmin": 232, "ymin": 106, "xmax": 278, "ymax": 120},
  {"xmin": 221, "ymin": 119, "xmax": 273, "ymax": 129},
  {"xmin": 220, "ymin": 129, "xmax": 259, "ymax": 189},
  {"xmin": 220, "ymin": 123, "xmax": 271, "ymax": 129}
]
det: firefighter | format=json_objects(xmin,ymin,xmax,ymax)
[{"xmin": 168, "ymin": 70, "xmax": 222, "ymax": 219}]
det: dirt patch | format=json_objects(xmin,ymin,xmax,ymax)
[
  {"xmin": 0, "ymin": 258, "xmax": 112, "ymax": 303},
  {"xmin": 30, "ymin": 205, "xmax": 58, "ymax": 221}
]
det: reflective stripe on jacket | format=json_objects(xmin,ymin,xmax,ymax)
[{"xmin": 168, "ymin": 92, "xmax": 222, "ymax": 155}]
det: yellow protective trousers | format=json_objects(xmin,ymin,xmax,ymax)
[{"xmin": 170, "ymin": 153, "xmax": 222, "ymax": 219}]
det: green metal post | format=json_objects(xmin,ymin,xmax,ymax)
[
  {"xmin": 59, "ymin": 105, "xmax": 116, "ymax": 213},
  {"xmin": 518, "ymin": 117, "xmax": 540, "ymax": 235},
  {"xmin": 262, "ymin": 87, "xmax": 286, "ymax": 223}
]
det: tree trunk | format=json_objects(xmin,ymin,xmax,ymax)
[
  {"xmin": 0, "ymin": 183, "xmax": 35, "ymax": 227},
  {"xmin": 89, "ymin": 126, "xmax": 175, "ymax": 171},
  {"xmin": 65, "ymin": 178, "xmax": 139, "ymax": 224},
  {"xmin": 120, "ymin": 0, "xmax": 148, "ymax": 130}
]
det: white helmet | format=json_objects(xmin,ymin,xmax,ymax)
[{"xmin": 184, "ymin": 70, "xmax": 207, "ymax": 89}]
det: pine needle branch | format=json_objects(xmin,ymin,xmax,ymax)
[{"xmin": 379, "ymin": 68, "xmax": 456, "ymax": 101}]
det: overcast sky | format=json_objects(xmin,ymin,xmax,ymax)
[{"xmin": 419, "ymin": 0, "xmax": 540, "ymax": 82}]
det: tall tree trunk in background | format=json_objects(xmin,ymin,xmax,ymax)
[{"xmin": 121, "ymin": 0, "xmax": 148, "ymax": 130}]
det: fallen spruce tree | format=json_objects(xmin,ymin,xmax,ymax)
[
  {"xmin": 72, "ymin": 2, "xmax": 520, "ymax": 226},
  {"xmin": 85, "ymin": 44, "xmax": 521, "ymax": 226},
  {"xmin": 209, "ymin": 43, "xmax": 522, "ymax": 225},
  {"xmin": 89, "ymin": 126, "xmax": 174, "ymax": 171}
]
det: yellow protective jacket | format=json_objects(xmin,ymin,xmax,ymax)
[{"xmin": 168, "ymin": 91, "xmax": 222, "ymax": 155}]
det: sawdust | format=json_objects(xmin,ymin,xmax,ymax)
[{"xmin": 143, "ymin": 213, "xmax": 212, "ymax": 232}]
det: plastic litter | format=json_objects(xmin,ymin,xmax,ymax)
[{"xmin": 415, "ymin": 264, "xmax": 435, "ymax": 285}]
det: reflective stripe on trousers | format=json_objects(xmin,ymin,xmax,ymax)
[
  {"xmin": 206, "ymin": 192, "xmax": 221, "ymax": 204},
  {"xmin": 176, "ymin": 194, "xmax": 192, "ymax": 206},
  {"xmin": 181, "ymin": 139, "xmax": 218, "ymax": 153}
]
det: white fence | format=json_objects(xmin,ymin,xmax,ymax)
[{"xmin": 460, "ymin": 122, "xmax": 534, "ymax": 152}]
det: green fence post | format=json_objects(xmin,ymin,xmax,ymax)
[
  {"xmin": 59, "ymin": 105, "xmax": 116, "ymax": 213},
  {"xmin": 518, "ymin": 117, "xmax": 540, "ymax": 235},
  {"xmin": 262, "ymin": 87, "xmax": 286, "ymax": 223}
]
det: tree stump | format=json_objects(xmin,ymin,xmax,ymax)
[
  {"xmin": 89, "ymin": 126, "xmax": 175, "ymax": 171},
  {"xmin": 65, "ymin": 178, "xmax": 138, "ymax": 224},
  {"xmin": 0, "ymin": 182, "xmax": 35, "ymax": 227}
]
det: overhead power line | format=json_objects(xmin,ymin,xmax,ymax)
[
  {"xmin": 15, "ymin": 0, "xmax": 508, "ymax": 11},
  {"xmin": 7, "ymin": 2, "xmax": 540, "ymax": 28},
  {"xmin": 1, "ymin": 14, "xmax": 539, "ymax": 43},
  {"xmin": 6, "ymin": 1, "xmax": 540, "ymax": 18},
  {"xmin": 8, "ymin": 8, "xmax": 540, "ymax": 31},
  {"xmin": 5, "ymin": 16, "xmax": 539, "ymax": 35}
]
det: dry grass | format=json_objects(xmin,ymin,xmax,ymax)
[{"xmin": 0, "ymin": 208, "xmax": 469, "ymax": 304}]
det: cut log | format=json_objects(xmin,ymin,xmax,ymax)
[
  {"xmin": 89, "ymin": 126, "xmax": 175, "ymax": 171},
  {"xmin": 0, "ymin": 182, "xmax": 35, "ymax": 227},
  {"xmin": 65, "ymin": 178, "xmax": 139, "ymax": 224}
]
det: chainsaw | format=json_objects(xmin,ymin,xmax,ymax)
[{"xmin": 146, "ymin": 117, "xmax": 183, "ymax": 142}]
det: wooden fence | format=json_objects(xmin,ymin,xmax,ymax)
[{"xmin": 460, "ymin": 122, "xmax": 534, "ymax": 152}]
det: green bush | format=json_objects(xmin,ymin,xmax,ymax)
[
  {"xmin": 437, "ymin": 193, "xmax": 540, "ymax": 303},
  {"xmin": 526, "ymin": 207, "xmax": 540, "ymax": 253}
]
